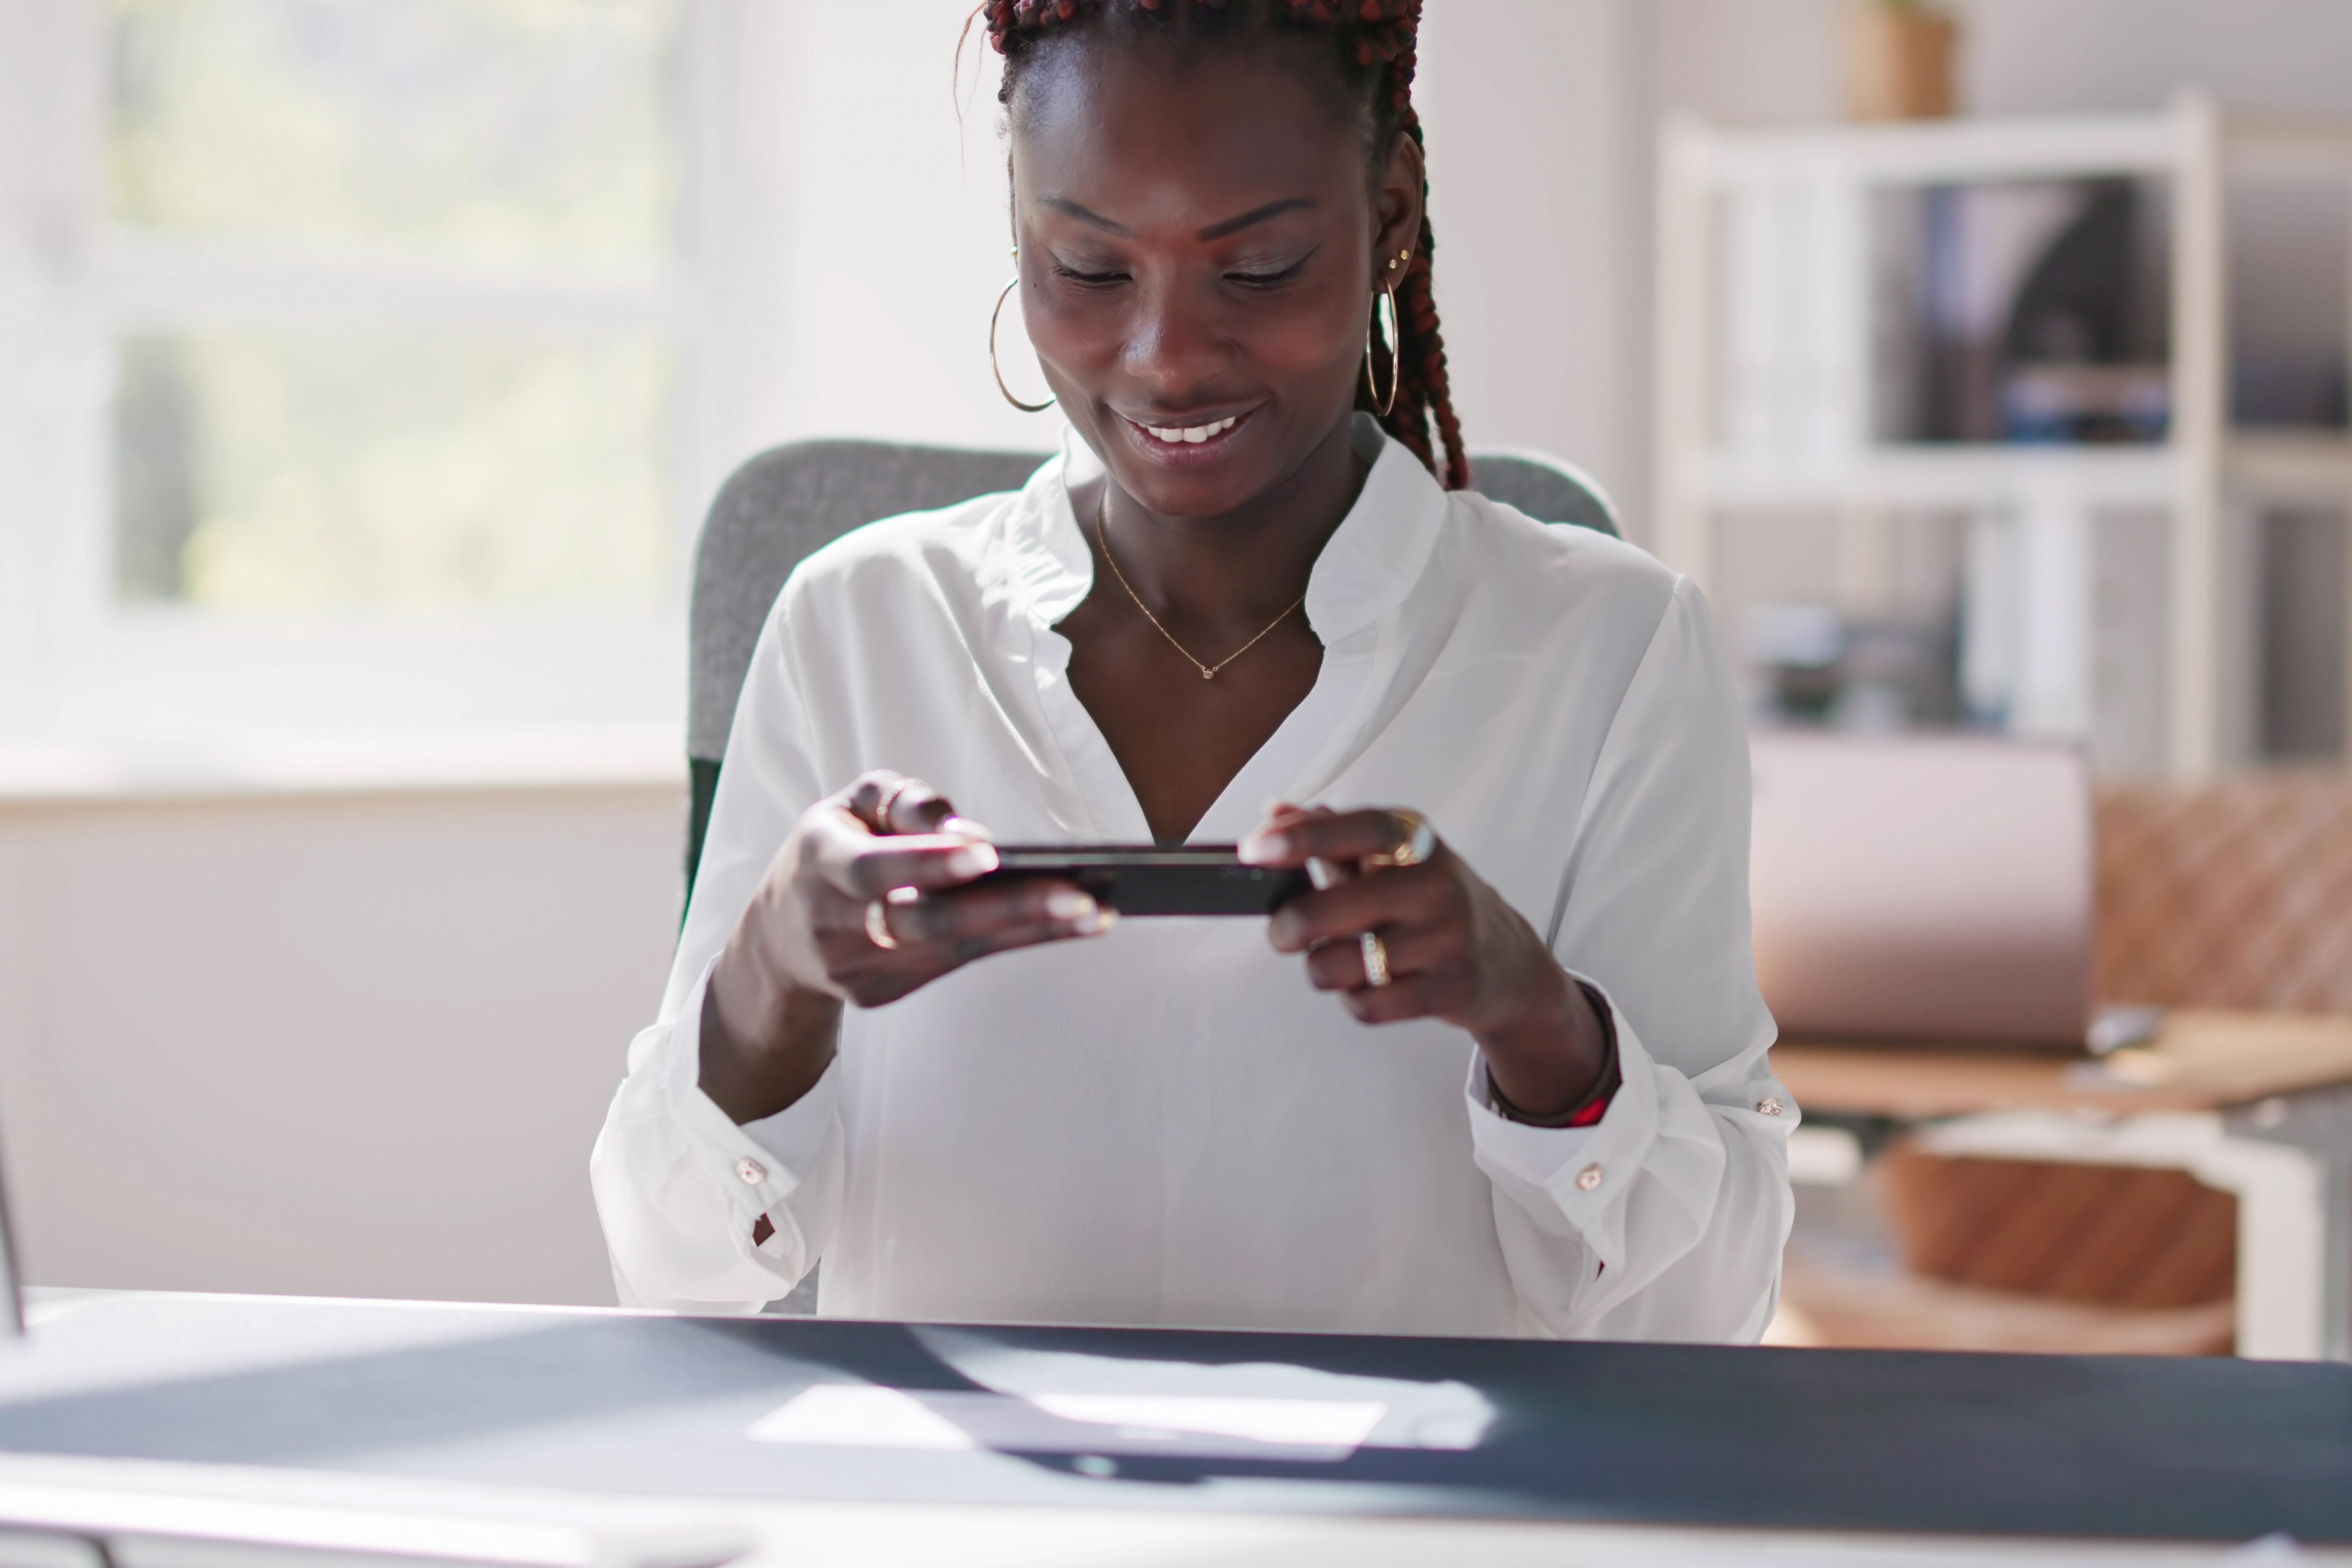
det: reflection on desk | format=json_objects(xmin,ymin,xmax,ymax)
[{"xmin": 0, "ymin": 1290, "xmax": 2350, "ymax": 1558}]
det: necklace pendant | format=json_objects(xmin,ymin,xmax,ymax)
[{"xmin": 1201, "ymin": 669, "xmax": 1216, "ymax": 680}]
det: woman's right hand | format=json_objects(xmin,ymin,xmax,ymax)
[{"xmin": 699, "ymin": 770, "xmax": 1111, "ymax": 1123}]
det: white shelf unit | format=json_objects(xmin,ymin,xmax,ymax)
[{"xmin": 1654, "ymin": 93, "xmax": 2352, "ymax": 780}]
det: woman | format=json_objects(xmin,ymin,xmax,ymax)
[{"xmin": 593, "ymin": 0, "xmax": 1793, "ymax": 1340}]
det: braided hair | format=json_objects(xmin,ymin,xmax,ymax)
[{"xmin": 978, "ymin": 0, "xmax": 1470, "ymax": 490}]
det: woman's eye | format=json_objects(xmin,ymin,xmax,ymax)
[
  {"xmin": 1226, "ymin": 257, "xmax": 1310, "ymax": 290},
  {"xmin": 1052, "ymin": 261, "xmax": 1129, "ymax": 287}
]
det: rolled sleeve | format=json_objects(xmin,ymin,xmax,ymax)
[
  {"xmin": 589, "ymin": 957, "xmax": 844, "ymax": 1312},
  {"xmin": 1465, "ymin": 984, "xmax": 1676, "ymax": 1299},
  {"xmin": 591, "ymin": 571, "xmax": 849, "ymax": 1314},
  {"xmin": 1472, "ymin": 576, "xmax": 1795, "ymax": 1342},
  {"xmin": 1470, "ymin": 983, "xmax": 1793, "ymax": 1336},
  {"xmin": 1468, "ymin": 987, "xmax": 1641, "ymax": 1220}
]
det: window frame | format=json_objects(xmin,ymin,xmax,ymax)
[{"xmin": 0, "ymin": 0, "xmax": 765, "ymax": 753}]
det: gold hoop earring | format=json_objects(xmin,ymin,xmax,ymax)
[
  {"xmin": 1363, "ymin": 281, "xmax": 1402, "ymax": 418},
  {"xmin": 989, "ymin": 254, "xmax": 1056, "ymax": 414}
]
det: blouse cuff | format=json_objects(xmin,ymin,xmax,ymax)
[
  {"xmin": 654, "ymin": 957, "xmax": 833, "ymax": 1263},
  {"xmin": 1464, "ymin": 972, "xmax": 1664, "ymax": 1243}
]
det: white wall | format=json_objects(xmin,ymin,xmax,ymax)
[
  {"xmin": 1418, "ymin": 0, "xmax": 1654, "ymax": 531},
  {"xmin": 0, "ymin": 785, "xmax": 683, "ymax": 1305},
  {"xmin": 728, "ymin": 1, "xmax": 1054, "ymax": 463}
]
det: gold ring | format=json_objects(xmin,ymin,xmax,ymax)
[
  {"xmin": 1366, "ymin": 809, "xmax": 1436, "ymax": 870},
  {"xmin": 864, "ymin": 899, "xmax": 899, "ymax": 951},
  {"xmin": 1360, "ymin": 931, "xmax": 1391, "ymax": 988}
]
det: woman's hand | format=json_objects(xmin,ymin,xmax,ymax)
[
  {"xmin": 700, "ymin": 771, "xmax": 1111, "ymax": 1123},
  {"xmin": 1241, "ymin": 803, "xmax": 1609, "ymax": 1119}
]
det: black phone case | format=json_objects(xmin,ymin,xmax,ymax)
[{"xmin": 973, "ymin": 845, "xmax": 1311, "ymax": 916}]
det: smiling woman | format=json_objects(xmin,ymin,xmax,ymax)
[
  {"xmin": 592, "ymin": 0, "xmax": 1795, "ymax": 1342},
  {"xmin": 1002, "ymin": 0, "xmax": 1459, "ymax": 847},
  {"xmin": 990, "ymin": 0, "xmax": 1466, "ymax": 499}
]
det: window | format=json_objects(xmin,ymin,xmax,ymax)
[{"xmin": 0, "ymin": 0, "xmax": 766, "ymax": 754}]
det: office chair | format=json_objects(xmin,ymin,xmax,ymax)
[{"xmin": 685, "ymin": 439, "xmax": 1622, "ymax": 897}]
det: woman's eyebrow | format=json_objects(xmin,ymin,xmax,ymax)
[
  {"xmin": 1037, "ymin": 196, "xmax": 1319, "ymax": 241},
  {"xmin": 1041, "ymin": 197, "xmax": 1134, "ymax": 235},
  {"xmin": 1198, "ymin": 198, "xmax": 1316, "ymax": 240}
]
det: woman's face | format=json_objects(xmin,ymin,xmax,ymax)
[{"xmin": 1008, "ymin": 34, "xmax": 1423, "ymax": 520}]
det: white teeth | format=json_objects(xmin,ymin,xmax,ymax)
[{"xmin": 1141, "ymin": 415, "xmax": 1239, "ymax": 445}]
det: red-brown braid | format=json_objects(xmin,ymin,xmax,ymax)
[{"xmin": 978, "ymin": 0, "xmax": 1471, "ymax": 490}]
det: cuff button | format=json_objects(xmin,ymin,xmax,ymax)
[
  {"xmin": 1575, "ymin": 1163, "xmax": 1604, "ymax": 1192},
  {"xmin": 1758, "ymin": 1096, "xmax": 1785, "ymax": 1117},
  {"xmin": 736, "ymin": 1157, "xmax": 769, "ymax": 1185}
]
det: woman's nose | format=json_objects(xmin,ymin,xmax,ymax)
[{"xmin": 1123, "ymin": 288, "xmax": 1229, "ymax": 401}]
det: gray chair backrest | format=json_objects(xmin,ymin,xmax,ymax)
[
  {"xmin": 684, "ymin": 439, "xmax": 1620, "ymax": 891},
  {"xmin": 1469, "ymin": 451, "xmax": 1621, "ymax": 541},
  {"xmin": 689, "ymin": 439, "xmax": 1050, "ymax": 765}
]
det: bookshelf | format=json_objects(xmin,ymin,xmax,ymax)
[{"xmin": 1653, "ymin": 93, "xmax": 2352, "ymax": 781}]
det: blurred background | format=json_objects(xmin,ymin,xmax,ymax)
[{"xmin": 0, "ymin": 1, "xmax": 2346, "ymax": 1354}]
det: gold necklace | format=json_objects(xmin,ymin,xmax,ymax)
[{"xmin": 1094, "ymin": 488, "xmax": 1308, "ymax": 681}]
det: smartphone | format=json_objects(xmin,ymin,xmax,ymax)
[{"xmin": 972, "ymin": 844, "xmax": 1312, "ymax": 916}]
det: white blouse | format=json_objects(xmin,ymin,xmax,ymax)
[{"xmin": 592, "ymin": 418, "xmax": 1795, "ymax": 1340}]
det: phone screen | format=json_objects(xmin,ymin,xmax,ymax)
[{"xmin": 974, "ymin": 845, "xmax": 1311, "ymax": 916}]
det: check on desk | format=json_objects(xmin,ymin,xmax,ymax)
[{"xmin": 1, "ymin": 1291, "xmax": 2349, "ymax": 1556}]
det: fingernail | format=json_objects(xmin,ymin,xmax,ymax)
[
  {"xmin": 1084, "ymin": 907, "xmax": 1118, "ymax": 936},
  {"xmin": 1045, "ymin": 889, "xmax": 1098, "ymax": 922},
  {"xmin": 941, "ymin": 815, "xmax": 994, "ymax": 841},
  {"xmin": 946, "ymin": 843, "xmax": 999, "ymax": 878},
  {"xmin": 1238, "ymin": 829, "xmax": 1289, "ymax": 864}
]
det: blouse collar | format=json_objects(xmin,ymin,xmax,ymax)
[{"xmin": 1005, "ymin": 414, "xmax": 1451, "ymax": 649}]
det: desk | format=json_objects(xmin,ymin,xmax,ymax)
[
  {"xmin": 1, "ymin": 1290, "xmax": 2349, "ymax": 1561},
  {"xmin": 1775, "ymin": 1011, "xmax": 2352, "ymax": 1360},
  {"xmin": 1776, "ymin": 1012, "xmax": 2352, "ymax": 1121}
]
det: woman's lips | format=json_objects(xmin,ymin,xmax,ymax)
[{"xmin": 1117, "ymin": 406, "xmax": 1260, "ymax": 465}]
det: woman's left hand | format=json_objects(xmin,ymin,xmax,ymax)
[{"xmin": 1240, "ymin": 803, "xmax": 1611, "ymax": 1119}]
